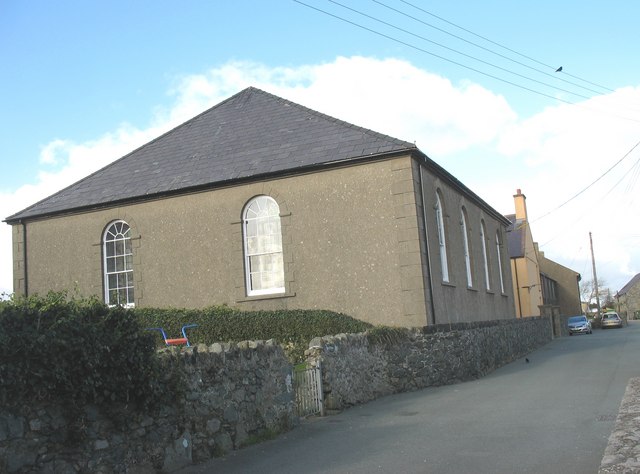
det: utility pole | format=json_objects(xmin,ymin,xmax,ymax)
[{"xmin": 590, "ymin": 232, "xmax": 601, "ymax": 318}]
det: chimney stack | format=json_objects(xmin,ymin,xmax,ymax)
[{"xmin": 514, "ymin": 188, "xmax": 528, "ymax": 220}]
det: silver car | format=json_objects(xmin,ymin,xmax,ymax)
[
  {"xmin": 601, "ymin": 312, "xmax": 623, "ymax": 329},
  {"xmin": 568, "ymin": 315, "xmax": 592, "ymax": 335}
]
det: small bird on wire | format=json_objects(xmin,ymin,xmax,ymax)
[{"xmin": 555, "ymin": 66, "xmax": 563, "ymax": 72}]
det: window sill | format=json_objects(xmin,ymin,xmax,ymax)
[{"xmin": 236, "ymin": 291, "xmax": 297, "ymax": 303}]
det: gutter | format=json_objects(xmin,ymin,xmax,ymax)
[
  {"xmin": 514, "ymin": 260, "xmax": 522, "ymax": 318},
  {"xmin": 4, "ymin": 149, "xmax": 418, "ymax": 225}
]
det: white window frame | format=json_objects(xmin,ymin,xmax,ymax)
[
  {"xmin": 480, "ymin": 220, "xmax": 491, "ymax": 290},
  {"xmin": 496, "ymin": 231, "xmax": 505, "ymax": 294},
  {"xmin": 243, "ymin": 196, "xmax": 285, "ymax": 296},
  {"xmin": 435, "ymin": 192, "xmax": 449, "ymax": 282},
  {"xmin": 461, "ymin": 208, "xmax": 473, "ymax": 287},
  {"xmin": 103, "ymin": 220, "xmax": 135, "ymax": 307}
]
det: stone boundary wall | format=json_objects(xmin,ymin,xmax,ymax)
[
  {"xmin": 307, "ymin": 317, "xmax": 552, "ymax": 410},
  {"xmin": 1, "ymin": 317, "xmax": 552, "ymax": 472},
  {"xmin": 0, "ymin": 340, "xmax": 296, "ymax": 473},
  {"xmin": 599, "ymin": 377, "xmax": 640, "ymax": 473}
]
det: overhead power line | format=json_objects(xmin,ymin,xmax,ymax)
[
  {"xmin": 328, "ymin": 0, "xmax": 594, "ymax": 101},
  {"xmin": 294, "ymin": 0, "xmax": 640, "ymax": 123},
  {"xmin": 374, "ymin": 0, "xmax": 608, "ymax": 96},
  {"xmin": 532, "ymin": 137, "xmax": 640, "ymax": 223},
  {"xmin": 294, "ymin": 0, "xmax": 577, "ymax": 104},
  {"xmin": 397, "ymin": 0, "xmax": 616, "ymax": 93}
]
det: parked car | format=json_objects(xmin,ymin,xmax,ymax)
[
  {"xmin": 601, "ymin": 312, "xmax": 624, "ymax": 329},
  {"xmin": 567, "ymin": 315, "xmax": 592, "ymax": 335}
]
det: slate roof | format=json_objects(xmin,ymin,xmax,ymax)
[
  {"xmin": 505, "ymin": 214, "xmax": 526, "ymax": 258},
  {"xmin": 6, "ymin": 87, "xmax": 417, "ymax": 222},
  {"xmin": 617, "ymin": 273, "xmax": 640, "ymax": 296}
]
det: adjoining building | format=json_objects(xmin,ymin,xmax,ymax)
[
  {"xmin": 5, "ymin": 87, "xmax": 516, "ymax": 327},
  {"xmin": 505, "ymin": 189, "xmax": 581, "ymax": 333}
]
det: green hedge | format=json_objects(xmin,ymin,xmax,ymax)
[
  {"xmin": 0, "ymin": 292, "xmax": 167, "ymax": 414},
  {"xmin": 0, "ymin": 293, "xmax": 374, "ymax": 413},
  {"xmin": 133, "ymin": 306, "xmax": 373, "ymax": 362}
]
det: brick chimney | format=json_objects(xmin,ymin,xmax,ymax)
[{"xmin": 513, "ymin": 188, "xmax": 528, "ymax": 220}]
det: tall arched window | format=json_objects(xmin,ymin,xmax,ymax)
[
  {"xmin": 461, "ymin": 208, "xmax": 473, "ymax": 287},
  {"xmin": 103, "ymin": 220, "xmax": 134, "ymax": 307},
  {"xmin": 435, "ymin": 191, "xmax": 449, "ymax": 282},
  {"xmin": 243, "ymin": 196, "xmax": 285, "ymax": 296},
  {"xmin": 480, "ymin": 220, "xmax": 491, "ymax": 290},
  {"xmin": 496, "ymin": 230, "xmax": 505, "ymax": 294}
]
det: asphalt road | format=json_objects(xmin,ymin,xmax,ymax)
[{"xmin": 177, "ymin": 320, "xmax": 640, "ymax": 474}]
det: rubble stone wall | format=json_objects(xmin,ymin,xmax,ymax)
[
  {"xmin": 1, "ymin": 317, "xmax": 552, "ymax": 472},
  {"xmin": 0, "ymin": 340, "xmax": 296, "ymax": 473},
  {"xmin": 307, "ymin": 317, "xmax": 552, "ymax": 410}
]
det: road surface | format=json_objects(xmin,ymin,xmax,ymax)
[{"xmin": 177, "ymin": 320, "xmax": 640, "ymax": 474}]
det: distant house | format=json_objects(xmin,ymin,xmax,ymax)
[
  {"xmin": 616, "ymin": 273, "xmax": 640, "ymax": 321},
  {"xmin": 505, "ymin": 189, "xmax": 581, "ymax": 322},
  {"xmin": 5, "ymin": 87, "xmax": 516, "ymax": 327}
]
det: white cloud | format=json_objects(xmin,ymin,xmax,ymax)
[{"xmin": 2, "ymin": 57, "xmax": 640, "ymax": 296}]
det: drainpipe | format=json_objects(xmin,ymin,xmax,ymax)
[
  {"xmin": 514, "ymin": 261, "xmax": 522, "ymax": 318},
  {"xmin": 21, "ymin": 221, "xmax": 28, "ymax": 297},
  {"xmin": 419, "ymin": 165, "xmax": 437, "ymax": 325}
]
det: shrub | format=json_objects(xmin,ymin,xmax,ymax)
[
  {"xmin": 0, "ymin": 291, "xmax": 166, "ymax": 413},
  {"xmin": 133, "ymin": 307, "xmax": 373, "ymax": 362}
]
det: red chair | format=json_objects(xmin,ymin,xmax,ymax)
[{"xmin": 147, "ymin": 324, "xmax": 198, "ymax": 346}]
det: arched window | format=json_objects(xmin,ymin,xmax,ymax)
[
  {"xmin": 461, "ymin": 208, "xmax": 473, "ymax": 287},
  {"xmin": 243, "ymin": 196, "xmax": 285, "ymax": 296},
  {"xmin": 435, "ymin": 191, "xmax": 449, "ymax": 282},
  {"xmin": 480, "ymin": 220, "xmax": 491, "ymax": 290},
  {"xmin": 103, "ymin": 220, "xmax": 134, "ymax": 307},
  {"xmin": 496, "ymin": 230, "xmax": 505, "ymax": 294}
]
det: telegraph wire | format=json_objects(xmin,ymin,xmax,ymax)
[
  {"xmin": 398, "ymin": 0, "xmax": 616, "ymax": 94},
  {"xmin": 373, "ymin": 0, "xmax": 606, "ymax": 97},
  {"xmin": 532, "ymin": 137, "xmax": 640, "ymax": 223},
  {"xmin": 294, "ymin": 0, "xmax": 576, "ymax": 105},
  {"xmin": 625, "ymin": 156, "xmax": 640, "ymax": 195},
  {"xmin": 328, "ymin": 0, "xmax": 594, "ymax": 101},
  {"xmin": 294, "ymin": 1, "xmax": 640, "ymax": 123}
]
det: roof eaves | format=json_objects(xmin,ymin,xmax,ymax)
[
  {"xmin": 4, "ymin": 147, "xmax": 417, "ymax": 224},
  {"xmin": 413, "ymin": 150, "xmax": 511, "ymax": 226}
]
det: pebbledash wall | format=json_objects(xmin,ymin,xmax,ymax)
[{"xmin": 0, "ymin": 317, "xmax": 552, "ymax": 473}]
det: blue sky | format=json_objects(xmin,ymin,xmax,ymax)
[{"xmin": 2, "ymin": 0, "xmax": 640, "ymax": 296}]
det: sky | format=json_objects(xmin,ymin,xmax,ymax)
[{"xmin": 2, "ymin": 0, "xmax": 640, "ymax": 298}]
